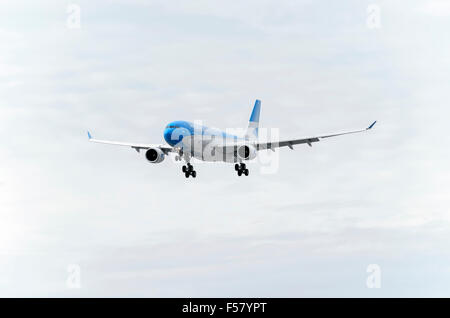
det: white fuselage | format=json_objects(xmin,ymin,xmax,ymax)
[{"xmin": 181, "ymin": 134, "xmax": 241, "ymax": 163}]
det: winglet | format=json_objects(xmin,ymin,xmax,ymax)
[
  {"xmin": 87, "ymin": 131, "xmax": 92, "ymax": 139},
  {"xmin": 367, "ymin": 121, "xmax": 377, "ymax": 130}
]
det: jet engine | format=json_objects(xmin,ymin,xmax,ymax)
[
  {"xmin": 237, "ymin": 145, "xmax": 257, "ymax": 160},
  {"xmin": 145, "ymin": 147, "xmax": 165, "ymax": 163}
]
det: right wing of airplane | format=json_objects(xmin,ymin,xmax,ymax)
[{"xmin": 87, "ymin": 131, "xmax": 174, "ymax": 153}]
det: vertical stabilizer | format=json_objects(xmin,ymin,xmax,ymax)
[{"xmin": 245, "ymin": 99, "xmax": 261, "ymax": 140}]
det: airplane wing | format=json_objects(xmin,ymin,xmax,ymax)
[
  {"xmin": 87, "ymin": 131, "xmax": 174, "ymax": 153},
  {"xmin": 219, "ymin": 121, "xmax": 377, "ymax": 152},
  {"xmin": 256, "ymin": 121, "xmax": 377, "ymax": 151}
]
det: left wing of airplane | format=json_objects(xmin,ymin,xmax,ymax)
[
  {"xmin": 87, "ymin": 131, "xmax": 174, "ymax": 153},
  {"xmin": 256, "ymin": 120, "xmax": 377, "ymax": 150},
  {"xmin": 220, "ymin": 121, "xmax": 377, "ymax": 152}
]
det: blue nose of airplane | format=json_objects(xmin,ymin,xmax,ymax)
[
  {"xmin": 164, "ymin": 127, "xmax": 189, "ymax": 146},
  {"xmin": 164, "ymin": 128, "xmax": 176, "ymax": 146},
  {"xmin": 164, "ymin": 122, "xmax": 193, "ymax": 146}
]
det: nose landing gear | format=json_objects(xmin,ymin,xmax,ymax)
[
  {"xmin": 182, "ymin": 163, "xmax": 196, "ymax": 178},
  {"xmin": 235, "ymin": 163, "xmax": 249, "ymax": 177}
]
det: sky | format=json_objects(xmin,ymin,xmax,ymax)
[{"xmin": 1, "ymin": 0, "xmax": 450, "ymax": 297}]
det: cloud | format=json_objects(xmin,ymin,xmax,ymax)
[
  {"xmin": 1, "ymin": 0, "xmax": 450, "ymax": 297},
  {"xmin": 419, "ymin": 0, "xmax": 450, "ymax": 17}
]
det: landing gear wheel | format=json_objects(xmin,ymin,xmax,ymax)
[
  {"xmin": 237, "ymin": 170, "xmax": 242, "ymax": 176},
  {"xmin": 244, "ymin": 169, "xmax": 249, "ymax": 176},
  {"xmin": 183, "ymin": 163, "xmax": 196, "ymax": 178},
  {"xmin": 235, "ymin": 164, "xmax": 239, "ymax": 171}
]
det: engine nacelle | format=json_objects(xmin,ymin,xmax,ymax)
[
  {"xmin": 237, "ymin": 145, "xmax": 257, "ymax": 161},
  {"xmin": 145, "ymin": 147, "xmax": 165, "ymax": 163}
]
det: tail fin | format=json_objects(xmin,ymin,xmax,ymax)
[{"xmin": 245, "ymin": 99, "xmax": 261, "ymax": 140}]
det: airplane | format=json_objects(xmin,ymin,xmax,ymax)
[{"xmin": 88, "ymin": 99, "xmax": 376, "ymax": 178}]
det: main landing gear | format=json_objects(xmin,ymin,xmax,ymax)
[
  {"xmin": 182, "ymin": 163, "xmax": 196, "ymax": 178},
  {"xmin": 235, "ymin": 163, "xmax": 249, "ymax": 177}
]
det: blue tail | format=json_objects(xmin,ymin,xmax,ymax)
[
  {"xmin": 249, "ymin": 99, "xmax": 261, "ymax": 123},
  {"xmin": 245, "ymin": 99, "xmax": 261, "ymax": 139}
]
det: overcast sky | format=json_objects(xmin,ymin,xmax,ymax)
[{"xmin": 1, "ymin": 0, "xmax": 450, "ymax": 297}]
